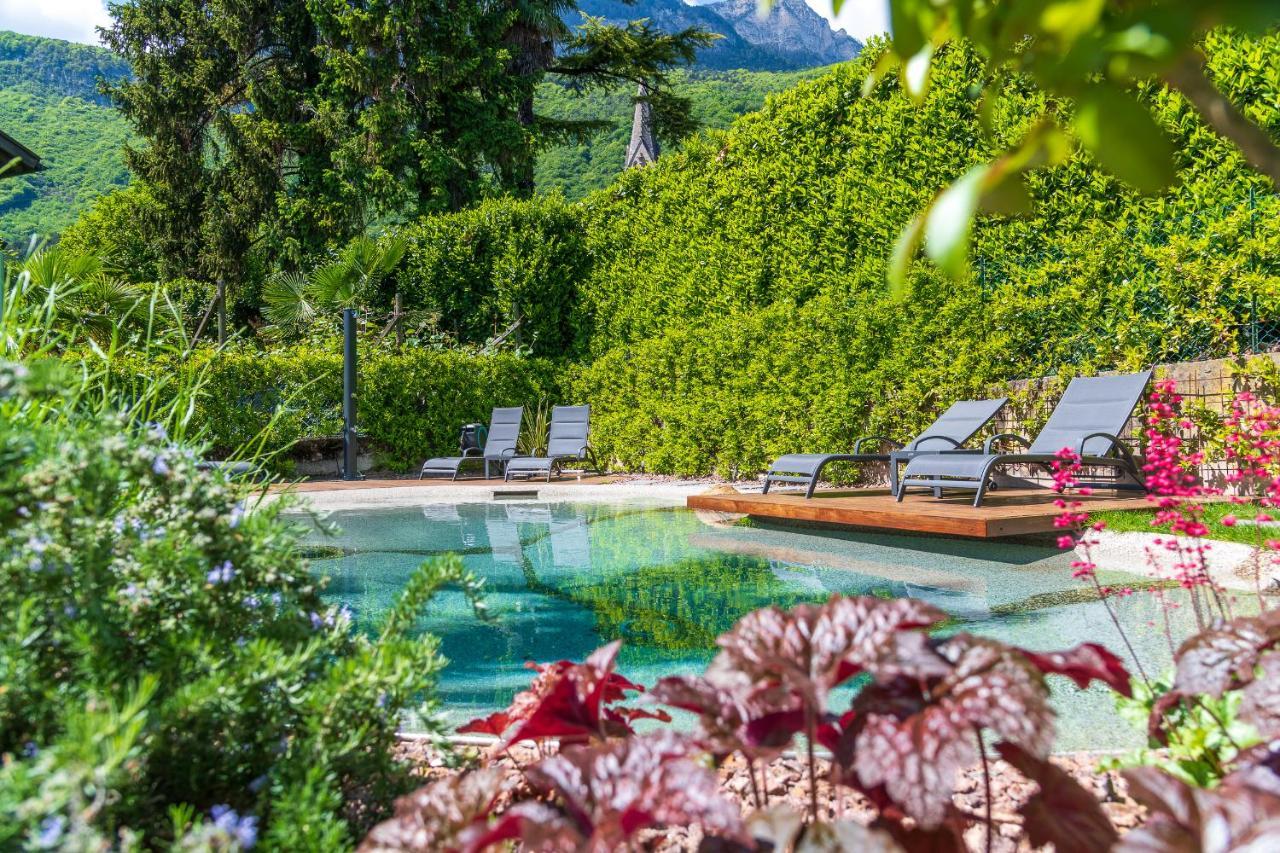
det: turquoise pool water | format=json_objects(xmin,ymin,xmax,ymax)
[{"xmin": 298, "ymin": 500, "xmax": 1194, "ymax": 750}]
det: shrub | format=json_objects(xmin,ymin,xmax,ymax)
[
  {"xmin": 361, "ymin": 593, "xmax": 1280, "ymax": 851},
  {"xmin": 99, "ymin": 344, "xmax": 561, "ymax": 472},
  {"xmin": 0, "ymin": 361, "xmax": 488, "ymax": 847},
  {"xmin": 396, "ymin": 195, "xmax": 589, "ymax": 357}
]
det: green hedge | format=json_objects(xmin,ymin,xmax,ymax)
[
  {"xmin": 553, "ymin": 34, "xmax": 1280, "ymax": 477},
  {"xmin": 396, "ymin": 195, "xmax": 589, "ymax": 357},
  {"xmin": 104, "ymin": 346, "xmax": 560, "ymax": 471}
]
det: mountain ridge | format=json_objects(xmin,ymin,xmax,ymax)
[{"xmin": 575, "ymin": 0, "xmax": 861, "ymax": 70}]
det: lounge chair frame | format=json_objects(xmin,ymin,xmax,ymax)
[
  {"xmin": 762, "ymin": 397, "xmax": 1009, "ymax": 498},
  {"xmin": 504, "ymin": 405, "xmax": 599, "ymax": 482},
  {"xmin": 895, "ymin": 371, "xmax": 1152, "ymax": 507},
  {"xmin": 419, "ymin": 406, "xmax": 523, "ymax": 481}
]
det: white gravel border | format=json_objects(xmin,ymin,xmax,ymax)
[
  {"xmin": 1081, "ymin": 529, "xmax": 1280, "ymax": 592},
  {"xmin": 262, "ymin": 479, "xmax": 725, "ymax": 512}
]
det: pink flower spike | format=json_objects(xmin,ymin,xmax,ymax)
[
  {"xmin": 1077, "ymin": 487, "xmax": 1093, "ymax": 496},
  {"xmin": 1057, "ymin": 535, "xmax": 1076, "ymax": 549},
  {"xmin": 1221, "ymin": 514, "xmax": 1237, "ymax": 527}
]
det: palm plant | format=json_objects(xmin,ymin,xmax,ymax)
[
  {"xmin": 8, "ymin": 245, "xmax": 162, "ymax": 349},
  {"xmin": 263, "ymin": 234, "xmax": 408, "ymax": 330}
]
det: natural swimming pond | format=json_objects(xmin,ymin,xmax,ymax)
[{"xmin": 296, "ymin": 499, "xmax": 1191, "ymax": 750}]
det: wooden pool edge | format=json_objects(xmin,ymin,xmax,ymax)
[{"xmin": 686, "ymin": 488, "xmax": 1155, "ymax": 539}]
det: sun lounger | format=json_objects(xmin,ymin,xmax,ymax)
[
  {"xmin": 896, "ymin": 370, "xmax": 1152, "ymax": 507},
  {"xmin": 419, "ymin": 406, "xmax": 523, "ymax": 480},
  {"xmin": 763, "ymin": 397, "xmax": 1009, "ymax": 498},
  {"xmin": 504, "ymin": 405, "xmax": 596, "ymax": 482}
]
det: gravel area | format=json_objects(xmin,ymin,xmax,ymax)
[{"xmin": 391, "ymin": 739, "xmax": 1142, "ymax": 851}]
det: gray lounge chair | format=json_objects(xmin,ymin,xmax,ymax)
[
  {"xmin": 504, "ymin": 405, "xmax": 596, "ymax": 482},
  {"xmin": 763, "ymin": 397, "xmax": 1008, "ymax": 498},
  {"xmin": 420, "ymin": 406, "xmax": 523, "ymax": 480},
  {"xmin": 896, "ymin": 370, "xmax": 1152, "ymax": 507}
]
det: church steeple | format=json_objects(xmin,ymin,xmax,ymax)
[{"xmin": 624, "ymin": 83, "xmax": 659, "ymax": 170}]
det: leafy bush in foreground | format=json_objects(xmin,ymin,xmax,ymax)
[{"xmin": 0, "ymin": 363, "xmax": 485, "ymax": 848}]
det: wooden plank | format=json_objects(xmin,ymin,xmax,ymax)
[{"xmin": 686, "ymin": 488, "xmax": 1152, "ymax": 539}]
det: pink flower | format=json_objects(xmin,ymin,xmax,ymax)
[
  {"xmin": 1221, "ymin": 514, "xmax": 1237, "ymax": 527},
  {"xmin": 1057, "ymin": 535, "xmax": 1076, "ymax": 549}
]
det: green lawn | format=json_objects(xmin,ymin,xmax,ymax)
[{"xmin": 1091, "ymin": 501, "xmax": 1273, "ymax": 546}]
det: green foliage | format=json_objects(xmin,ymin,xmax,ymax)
[
  {"xmin": 398, "ymin": 195, "xmax": 589, "ymax": 356},
  {"xmin": 546, "ymin": 35, "xmax": 1280, "ymax": 476},
  {"xmin": 263, "ymin": 234, "xmax": 408, "ymax": 331},
  {"xmin": 0, "ymin": 86, "xmax": 133, "ymax": 245},
  {"xmin": 1105, "ymin": 675, "xmax": 1260, "ymax": 787},
  {"xmin": 104, "ymin": 345, "xmax": 560, "ymax": 471},
  {"xmin": 58, "ymin": 184, "xmax": 163, "ymax": 281},
  {"xmin": 534, "ymin": 67, "xmax": 822, "ymax": 198},
  {"xmin": 853, "ymin": 0, "xmax": 1280, "ymax": 287},
  {"xmin": 0, "ymin": 355, "xmax": 486, "ymax": 845}
]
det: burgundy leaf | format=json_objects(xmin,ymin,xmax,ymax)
[
  {"xmin": 855, "ymin": 635, "xmax": 1055, "ymax": 828},
  {"xmin": 1119, "ymin": 765, "xmax": 1280, "ymax": 852},
  {"xmin": 456, "ymin": 711, "xmax": 509, "ymax": 738},
  {"xmin": 651, "ymin": 671, "xmax": 802, "ymax": 760},
  {"xmin": 1172, "ymin": 610, "xmax": 1280, "ymax": 697},
  {"xmin": 1021, "ymin": 642, "xmax": 1133, "ymax": 697},
  {"xmin": 1226, "ymin": 743, "xmax": 1280, "ymax": 798},
  {"xmin": 358, "ymin": 769, "xmax": 505, "ymax": 853},
  {"xmin": 995, "ymin": 743, "xmax": 1118, "ymax": 853},
  {"xmin": 501, "ymin": 640, "xmax": 646, "ymax": 745},
  {"xmin": 712, "ymin": 595, "xmax": 945, "ymax": 707},
  {"xmin": 523, "ymin": 731, "xmax": 745, "ymax": 850},
  {"xmin": 1240, "ymin": 652, "xmax": 1280, "ymax": 739}
]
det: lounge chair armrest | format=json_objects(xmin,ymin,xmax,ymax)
[
  {"xmin": 852, "ymin": 436, "xmax": 903, "ymax": 453},
  {"xmin": 1076, "ymin": 432, "xmax": 1134, "ymax": 460},
  {"xmin": 462, "ymin": 447, "xmax": 484, "ymax": 457},
  {"xmin": 908, "ymin": 435, "xmax": 963, "ymax": 451},
  {"xmin": 497, "ymin": 448, "xmax": 518, "ymax": 458},
  {"xmin": 983, "ymin": 433, "xmax": 1031, "ymax": 454}
]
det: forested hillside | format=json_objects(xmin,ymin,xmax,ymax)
[
  {"xmin": 0, "ymin": 29, "xmax": 823, "ymax": 242},
  {"xmin": 0, "ymin": 31, "xmax": 131, "ymax": 243}
]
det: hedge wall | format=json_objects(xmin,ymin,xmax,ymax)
[
  {"xmin": 104, "ymin": 346, "xmax": 560, "ymax": 471},
  {"xmin": 396, "ymin": 195, "xmax": 589, "ymax": 357}
]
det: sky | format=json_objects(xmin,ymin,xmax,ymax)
[{"xmin": 0, "ymin": 0, "xmax": 889, "ymax": 47}]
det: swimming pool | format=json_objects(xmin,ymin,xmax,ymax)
[{"xmin": 297, "ymin": 499, "xmax": 1188, "ymax": 750}]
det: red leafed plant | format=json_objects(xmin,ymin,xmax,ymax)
[
  {"xmin": 457, "ymin": 640, "xmax": 670, "ymax": 748},
  {"xmin": 363, "ymin": 594, "xmax": 1280, "ymax": 852}
]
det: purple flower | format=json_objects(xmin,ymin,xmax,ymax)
[
  {"xmin": 36, "ymin": 816, "xmax": 65, "ymax": 848},
  {"xmin": 207, "ymin": 561, "xmax": 236, "ymax": 585},
  {"xmin": 309, "ymin": 611, "xmax": 327, "ymax": 630},
  {"xmin": 152, "ymin": 454, "xmax": 170, "ymax": 477},
  {"xmin": 248, "ymin": 774, "xmax": 268, "ymax": 793},
  {"xmin": 16, "ymin": 505, "xmax": 30, "ymax": 518},
  {"xmin": 210, "ymin": 805, "xmax": 257, "ymax": 849},
  {"xmin": 244, "ymin": 595, "xmax": 260, "ymax": 609},
  {"xmin": 21, "ymin": 741, "xmax": 37, "ymax": 758},
  {"xmin": 147, "ymin": 422, "xmax": 168, "ymax": 442},
  {"xmin": 121, "ymin": 583, "xmax": 140, "ymax": 598},
  {"xmin": 228, "ymin": 503, "xmax": 245, "ymax": 529}
]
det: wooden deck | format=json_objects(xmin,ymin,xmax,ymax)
[{"xmin": 686, "ymin": 487, "xmax": 1152, "ymax": 538}]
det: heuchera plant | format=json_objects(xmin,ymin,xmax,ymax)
[{"xmin": 363, "ymin": 595, "xmax": 1145, "ymax": 852}]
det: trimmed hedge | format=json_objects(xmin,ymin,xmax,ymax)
[
  {"xmin": 104, "ymin": 346, "xmax": 560, "ymax": 471},
  {"xmin": 396, "ymin": 195, "xmax": 589, "ymax": 357}
]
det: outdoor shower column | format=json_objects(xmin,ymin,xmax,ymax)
[{"xmin": 342, "ymin": 308, "xmax": 362, "ymax": 480}]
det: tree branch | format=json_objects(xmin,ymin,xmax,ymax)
[{"xmin": 1164, "ymin": 50, "xmax": 1280, "ymax": 190}]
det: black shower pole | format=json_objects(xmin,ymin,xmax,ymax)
[{"xmin": 342, "ymin": 308, "xmax": 362, "ymax": 480}]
